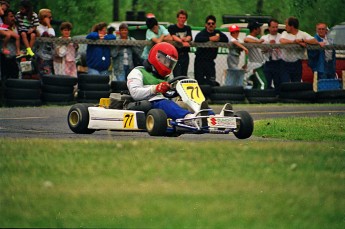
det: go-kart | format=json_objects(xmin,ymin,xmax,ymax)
[{"xmin": 67, "ymin": 76, "xmax": 254, "ymax": 139}]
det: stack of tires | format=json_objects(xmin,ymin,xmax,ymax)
[
  {"xmin": 110, "ymin": 80, "xmax": 128, "ymax": 94},
  {"xmin": 199, "ymin": 85, "xmax": 213, "ymax": 101},
  {"xmin": 209, "ymin": 86, "xmax": 245, "ymax": 104},
  {"xmin": 41, "ymin": 75, "xmax": 77, "ymax": 105},
  {"xmin": 4, "ymin": 78, "xmax": 42, "ymax": 107},
  {"xmin": 278, "ymin": 82, "xmax": 316, "ymax": 103},
  {"xmin": 316, "ymin": 90, "xmax": 345, "ymax": 103},
  {"xmin": 77, "ymin": 74, "xmax": 110, "ymax": 103},
  {"xmin": 245, "ymin": 89, "xmax": 278, "ymax": 104}
]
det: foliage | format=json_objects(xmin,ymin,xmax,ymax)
[{"xmin": 7, "ymin": 0, "xmax": 345, "ymax": 35}]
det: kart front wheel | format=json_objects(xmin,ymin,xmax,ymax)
[
  {"xmin": 146, "ymin": 109, "xmax": 167, "ymax": 136},
  {"xmin": 67, "ymin": 103, "xmax": 96, "ymax": 134},
  {"xmin": 233, "ymin": 111, "xmax": 254, "ymax": 139}
]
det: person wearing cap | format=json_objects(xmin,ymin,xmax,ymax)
[
  {"xmin": 279, "ymin": 17, "xmax": 318, "ymax": 83},
  {"xmin": 307, "ymin": 22, "xmax": 336, "ymax": 80},
  {"xmin": 260, "ymin": 19, "xmax": 283, "ymax": 92},
  {"xmin": 244, "ymin": 20, "xmax": 266, "ymax": 89},
  {"xmin": 141, "ymin": 17, "xmax": 172, "ymax": 60},
  {"xmin": 168, "ymin": 9, "xmax": 192, "ymax": 78},
  {"xmin": 111, "ymin": 23, "xmax": 142, "ymax": 81},
  {"xmin": 194, "ymin": 15, "xmax": 229, "ymax": 86},
  {"xmin": 226, "ymin": 24, "xmax": 248, "ymax": 86}
]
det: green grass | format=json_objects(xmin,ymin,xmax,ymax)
[
  {"xmin": 1, "ymin": 115, "xmax": 345, "ymax": 228},
  {"xmin": 254, "ymin": 114, "xmax": 345, "ymax": 141}
]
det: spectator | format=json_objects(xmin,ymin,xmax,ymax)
[
  {"xmin": 1, "ymin": 8, "xmax": 19, "ymax": 80},
  {"xmin": 194, "ymin": 15, "xmax": 228, "ymax": 86},
  {"xmin": 244, "ymin": 20, "xmax": 266, "ymax": 88},
  {"xmin": 226, "ymin": 24, "xmax": 248, "ymax": 86},
  {"xmin": 53, "ymin": 22, "xmax": 77, "ymax": 77},
  {"xmin": 36, "ymin": 8, "xmax": 55, "ymax": 76},
  {"xmin": 141, "ymin": 17, "xmax": 172, "ymax": 60},
  {"xmin": 280, "ymin": 16, "xmax": 318, "ymax": 83},
  {"xmin": 111, "ymin": 23, "xmax": 141, "ymax": 81},
  {"xmin": 261, "ymin": 19, "xmax": 282, "ymax": 91},
  {"xmin": 168, "ymin": 9, "xmax": 192, "ymax": 78},
  {"xmin": 15, "ymin": 0, "xmax": 38, "ymax": 56},
  {"xmin": 307, "ymin": 22, "xmax": 336, "ymax": 79},
  {"xmin": 0, "ymin": 2, "xmax": 21, "ymax": 56},
  {"xmin": 86, "ymin": 22, "xmax": 116, "ymax": 75}
]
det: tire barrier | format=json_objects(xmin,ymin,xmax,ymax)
[
  {"xmin": 110, "ymin": 80, "xmax": 128, "ymax": 94},
  {"xmin": 4, "ymin": 78, "xmax": 42, "ymax": 107},
  {"xmin": 209, "ymin": 86, "xmax": 245, "ymax": 104},
  {"xmin": 41, "ymin": 75, "xmax": 77, "ymax": 105},
  {"xmin": 77, "ymin": 74, "xmax": 110, "ymax": 103},
  {"xmin": 278, "ymin": 82, "xmax": 316, "ymax": 103}
]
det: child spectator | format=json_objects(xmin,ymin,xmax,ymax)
[
  {"xmin": 0, "ymin": 1, "xmax": 21, "ymax": 56},
  {"xmin": 36, "ymin": 8, "xmax": 55, "ymax": 76},
  {"xmin": 15, "ymin": 0, "xmax": 39, "ymax": 56},
  {"xmin": 1, "ymin": 8, "xmax": 20, "ymax": 79},
  {"xmin": 226, "ymin": 24, "xmax": 248, "ymax": 86},
  {"xmin": 53, "ymin": 22, "xmax": 77, "ymax": 77}
]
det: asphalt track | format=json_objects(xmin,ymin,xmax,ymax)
[{"xmin": 0, "ymin": 104, "xmax": 345, "ymax": 140}]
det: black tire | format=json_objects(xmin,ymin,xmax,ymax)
[
  {"xmin": 4, "ymin": 88, "xmax": 41, "ymax": 100},
  {"xmin": 210, "ymin": 93, "xmax": 246, "ymax": 101},
  {"xmin": 210, "ymin": 100, "xmax": 244, "ymax": 105},
  {"xmin": 245, "ymin": 89, "xmax": 277, "ymax": 97},
  {"xmin": 41, "ymin": 75, "xmax": 77, "ymax": 87},
  {"xmin": 42, "ymin": 92, "xmax": 74, "ymax": 102},
  {"xmin": 42, "ymin": 84, "xmax": 74, "ymax": 94},
  {"xmin": 5, "ymin": 78, "xmax": 41, "ymax": 89},
  {"xmin": 212, "ymin": 86, "xmax": 244, "ymax": 94},
  {"xmin": 279, "ymin": 91, "xmax": 316, "ymax": 100},
  {"xmin": 279, "ymin": 82, "xmax": 313, "ymax": 92},
  {"xmin": 199, "ymin": 85, "xmax": 212, "ymax": 97},
  {"xmin": 278, "ymin": 98, "xmax": 312, "ymax": 104},
  {"xmin": 4, "ymin": 99, "xmax": 42, "ymax": 107},
  {"xmin": 233, "ymin": 111, "xmax": 254, "ymax": 139},
  {"xmin": 77, "ymin": 90, "xmax": 110, "ymax": 100},
  {"xmin": 78, "ymin": 83, "xmax": 110, "ymax": 91},
  {"xmin": 146, "ymin": 109, "xmax": 167, "ymax": 136},
  {"xmin": 110, "ymin": 80, "xmax": 128, "ymax": 93},
  {"xmin": 78, "ymin": 74, "xmax": 109, "ymax": 84},
  {"xmin": 316, "ymin": 90, "xmax": 345, "ymax": 99},
  {"xmin": 67, "ymin": 103, "xmax": 96, "ymax": 134},
  {"xmin": 247, "ymin": 97, "xmax": 279, "ymax": 104}
]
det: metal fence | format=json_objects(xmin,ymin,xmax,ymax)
[
  {"xmin": 1, "ymin": 37, "xmax": 345, "ymax": 106},
  {"xmin": 2, "ymin": 37, "xmax": 345, "ymax": 83}
]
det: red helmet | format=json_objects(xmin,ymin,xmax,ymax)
[
  {"xmin": 148, "ymin": 42, "xmax": 178, "ymax": 77},
  {"xmin": 229, "ymin": 24, "xmax": 240, "ymax": 33}
]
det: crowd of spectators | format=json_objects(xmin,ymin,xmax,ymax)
[{"xmin": 0, "ymin": 1, "xmax": 338, "ymax": 93}]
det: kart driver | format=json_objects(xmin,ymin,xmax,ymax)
[{"xmin": 127, "ymin": 42, "xmax": 196, "ymax": 120}]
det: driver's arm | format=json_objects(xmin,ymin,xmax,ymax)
[{"xmin": 127, "ymin": 69, "xmax": 157, "ymax": 101}]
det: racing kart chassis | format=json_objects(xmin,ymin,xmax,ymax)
[{"xmin": 67, "ymin": 78, "xmax": 254, "ymax": 139}]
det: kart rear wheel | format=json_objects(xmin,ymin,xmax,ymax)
[
  {"xmin": 146, "ymin": 109, "xmax": 167, "ymax": 136},
  {"xmin": 67, "ymin": 103, "xmax": 96, "ymax": 134},
  {"xmin": 233, "ymin": 111, "xmax": 254, "ymax": 139}
]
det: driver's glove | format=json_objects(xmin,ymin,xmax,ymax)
[{"xmin": 155, "ymin": 82, "xmax": 170, "ymax": 94}]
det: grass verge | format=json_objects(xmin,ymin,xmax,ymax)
[
  {"xmin": 253, "ymin": 114, "xmax": 345, "ymax": 141},
  {"xmin": 1, "ymin": 137, "xmax": 345, "ymax": 228}
]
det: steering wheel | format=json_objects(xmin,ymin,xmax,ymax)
[{"xmin": 163, "ymin": 76, "xmax": 188, "ymax": 98}]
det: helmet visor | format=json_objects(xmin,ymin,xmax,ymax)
[{"xmin": 156, "ymin": 50, "xmax": 177, "ymax": 70}]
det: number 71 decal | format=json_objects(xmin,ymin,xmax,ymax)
[
  {"xmin": 123, "ymin": 113, "xmax": 134, "ymax": 128},
  {"xmin": 181, "ymin": 83, "xmax": 205, "ymax": 104}
]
